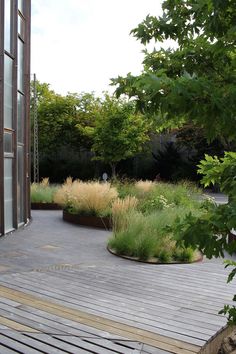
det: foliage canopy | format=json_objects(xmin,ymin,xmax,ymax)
[
  {"xmin": 90, "ymin": 95, "xmax": 151, "ymax": 177},
  {"xmin": 112, "ymin": 0, "xmax": 236, "ymax": 140}
]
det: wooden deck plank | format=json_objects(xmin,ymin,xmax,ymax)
[
  {"xmin": 54, "ymin": 266, "xmax": 234, "ymax": 302},
  {"xmin": 0, "ymin": 315, "xmax": 39, "ymax": 333},
  {"xmin": 0, "ymin": 275, "xmax": 225, "ymax": 327},
  {"xmin": 0, "ymin": 271, "xmax": 227, "ymax": 346},
  {"xmin": 0, "ymin": 333, "xmax": 41, "ymax": 354},
  {"xmin": 1, "ymin": 331, "xmax": 69, "ymax": 354},
  {"xmin": 25, "ymin": 333, "xmax": 89, "ymax": 353},
  {"xmin": 0, "ymin": 307, "xmax": 67, "ymax": 335},
  {"xmin": 0, "ymin": 285, "xmax": 206, "ymax": 346},
  {"xmin": 24, "ymin": 268, "xmax": 234, "ymax": 311},
  {"xmin": 52, "ymin": 335, "xmax": 132, "ymax": 354},
  {"xmin": 0, "ymin": 344, "xmax": 18, "ymax": 354},
  {"xmin": 77, "ymin": 336, "xmax": 141, "ymax": 353},
  {"xmin": 0, "ymin": 284, "xmax": 200, "ymax": 354},
  {"xmin": 8, "ymin": 272, "xmax": 227, "ymax": 317},
  {"xmin": 0, "ymin": 302, "xmax": 127, "ymax": 340},
  {"xmin": 0, "ymin": 278, "xmax": 216, "ymax": 339}
]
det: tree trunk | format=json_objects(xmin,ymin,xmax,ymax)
[{"xmin": 110, "ymin": 163, "xmax": 117, "ymax": 179}]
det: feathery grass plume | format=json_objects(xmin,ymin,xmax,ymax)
[
  {"xmin": 55, "ymin": 180, "xmax": 118, "ymax": 216},
  {"xmin": 112, "ymin": 196, "xmax": 138, "ymax": 233},
  {"xmin": 40, "ymin": 177, "xmax": 50, "ymax": 187},
  {"xmin": 69, "ymin": 181, "xmax": 118, "ymax": 216},
  {"xmin": 65, "ymin": 176, "xmax": 73, "ymax": 186},
  {"xmin": 53, "ymin": 178, "xmax": 74, "ymax": 207},
  {"xmin": 135, "ymin": 180, "xmax": 155, "ymax": 193}
]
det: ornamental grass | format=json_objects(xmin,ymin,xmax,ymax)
[
  {"xmin": 54, "ymin": 180, "xmax": 118, "ymax": 216},
  {"xmin": 112, "ymin": 196, "xmax": 138, "ymax": 233},
  {"xmin": 108, "ymin": 207, "xmax": 198, "ymax": 262},
  {"xmin": 134, "ymin": 180, "xmax": 155, "ymax": 193},
  {"xmin": 31, "ymin": 178, "xmax": 58, "ymax": 203}
]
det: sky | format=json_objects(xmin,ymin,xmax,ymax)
[{"xmin": 31, "ymin": 0, "xmax": 163, "ymax": 96}]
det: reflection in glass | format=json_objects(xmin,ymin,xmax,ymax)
[
  {"xmin": 17, "ymin": 146, "xmax": 24, "ymax": 224},
  {"xmin": 17, "ymin": 93, "xmax": 24, "ymax": 143},
  {"xmin": 4, "ymin": 55, "xmax": 13, "ymax": 129},
  {"xmin": 18, "ymin": 14, "xmax": 25, "ymax": 38},
  {"xmin": 18, "ymin": 39, "xmax": 24, "ymax": 92},
  {"xmin": 4, "ymin": 132, "xmax": 13, "ymax": 153},
  {"xmin": 18, "ymin": 0, "xmax": 24, "ymax": 14},
  {"xmin": 4, "ymin": 158, "xmax": 13, "ymax": 232},
  {"xmin": 4, "ymin": 0, "xmax": 11, "ymax": 52}
]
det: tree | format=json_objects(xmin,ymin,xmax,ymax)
[
  {"xmin": 31, "ymin": 82, "xmax": 81, "ymax": 155},
  {"xmin": 79, "ymin": 94, "xmax": 151, "ymax": 178},
  {"xmin": 112, "ymin": 0, "xmax": 236, "ymax": 324},
  {"xmin": 112, "ymin": 0, "xmax": 236, "ymax": 141}
]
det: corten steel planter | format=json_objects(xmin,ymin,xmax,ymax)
[
  {"xmin": 63, "ymin": 210, "xmax": 112, "ymax": 230},
  {"xmin": 107, "ymin": 246, "xmax": 203, "ymax": 264},
  {"xmin": 31, "ymin": 203, "xmax": 61, "ymax": 210}
]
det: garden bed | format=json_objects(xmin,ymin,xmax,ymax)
[
  {"xmin": 31, "ymin": 202, "xmax": 61, "ymax": 210},
  {"xmin": 55, "ymin": 179, "xmax": 205, "ymax": 264},
  {"xmin": 63, "ymin": 210, "xmax": 112, "ymax": 229}
]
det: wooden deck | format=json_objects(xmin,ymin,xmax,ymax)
[{"xmin": 0, "ymin": 210, "xmax": 235, "ymax": 353}]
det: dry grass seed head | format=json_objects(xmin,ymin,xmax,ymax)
[
  {"xmin": 112, "ymin": 196, "xmax": 138, "ymax": 216},
  {"xmin": 112, "ymin": 196, "xmax": 138, "ymax": 233},
  {"xmin": 135, "ymin": 180, "xmax": 155, "ymax": 193},
  {"xmin": 53, "ymin": 180, "xmax": 73, "ymax": 206},
  {"xmin": 40, "ymin": 177, "xmax": 50, "ymax": 187},
  {"xmin": 70, "ymin": 181, "xmax": 118, "ymax": 214}
]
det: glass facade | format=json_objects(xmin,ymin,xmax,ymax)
[{"xmin": 0, "ymin": 0, "xmax": 31, "ymax": 235}]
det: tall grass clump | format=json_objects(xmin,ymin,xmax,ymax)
[
  {"xmin": 55, "ymin": 180, "xmax": 118, "ymax": 216},
  {"xmin": 31, "ymin": 178, "xmax": 59, "ymax": 203},
  {"xmin": 53, "ymin": 177, "xmax": 73, "ymax": 207},
  {"xmin": 112, "ymin": 196, "xmax": 138, "ymax": 233},
  {"xmin": 109, "ymin": 206, "xmax": 200, "ymax": 262}
]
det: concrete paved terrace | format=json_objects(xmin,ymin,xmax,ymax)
[{"xmin": 0, "ymin": 210, "xmax": 234, "ymax": 354}]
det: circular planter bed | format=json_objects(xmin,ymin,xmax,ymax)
[
  {"xmin": 107, "ymin": 246, "xmax": 203, "ymax": 264},
  {"xmin": 31, "ymin": 202, "xmax": 61, "ymax": 210},
  {"xmin": 63, "ymin": 210, "xmax": 112, "ymax": 229}
]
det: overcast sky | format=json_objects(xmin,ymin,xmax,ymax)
[{"xmin": 31, "ymin": 0, "xmax": 163, "ymax": 96}]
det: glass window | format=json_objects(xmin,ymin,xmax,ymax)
[
  {"xmin": 18, "ymin": 0, "xmax": 24, "ymax": 14},
  {"xmin": 18, "ymin": 14, "xmax": 25, "ymax": 39},
  {"xmin": 4, "ymin": 132, "xmax": 13, "ymax": 154},
  {"xmin": 4, "ymin": 0, "xmax": 11, "ymax": 53},
  {"xmin": 17, "ymin": 146, "xmax": 24, "ymax": 224},
  {"xmin": 4, "ymin": 55, "xmax": 13, "ymax": 129},
  {"xmin": 4, "ymin": 158, "xmax": 13, "ymax": 232},
  {"xmin": 17, "ymin": 93, "xmax": 24, "ymax": 143},
  {"xmin": 18, "ymin": 39, "xmax": 24, "ymax": 92}
]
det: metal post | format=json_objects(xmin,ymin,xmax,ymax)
[{"xmin": 33, "ymin": 73, "xmax": 39, "ymax": 183}]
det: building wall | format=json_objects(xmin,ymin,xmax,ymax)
[{"xmin": 0, "ymin": 0, "xmax": 31, "ymax": 235}]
